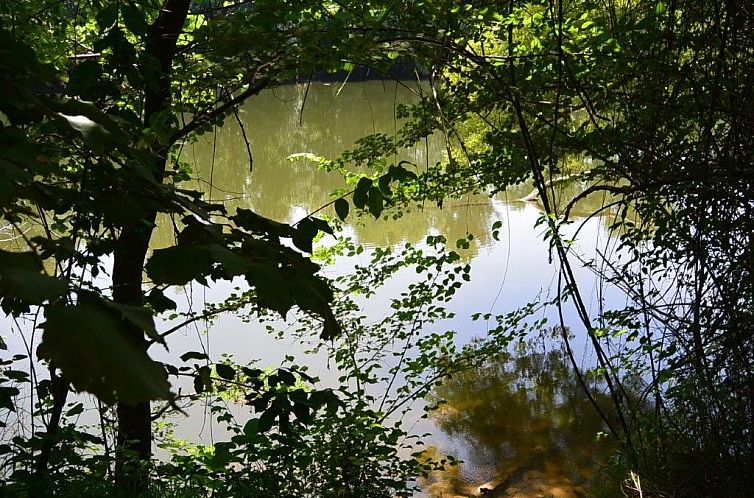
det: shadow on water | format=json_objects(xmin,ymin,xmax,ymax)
[{"xmin": 421, "ymin": 328, "xmax": 615, "ymax": 498}]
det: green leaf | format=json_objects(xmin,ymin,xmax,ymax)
[
  {"xmin": 320, "ymin": 307, "xmax": 342, "ymax": 341},
  {"xmin": 352, "ymin": 177, "xmax": 372, "ymax": 209},
  {"xmin": 0, "ymin": 386, "xmax": 19, "ymax": 411},
  {"xmin": 367, "ymin": 186, "xmax": 384, "ymax": 218},
  {"xmin": 38, "ymin": 302, "xmax": 171, "ymax": 404},
  {"xmin": 234, "ymin": 208, "xmax": 294, "ymax": 238},
  {"xmin": 121, "ymin": 4, "xmax": 149, "ymax": 36},
  {"xmin": 243, "ymin": 418, "xmax": 259, "ymax": 436},
  {"xmin": 307, "ymin": 217, "xmax": 333, "ymax": 235},
  {"xmin": 0, "ymin": 269, "xmax": 67, "ymax": 305},
  {"xmin": 378, "ymin": 174, "xmax": 392, "ymax": 196},
  {"xmin": 65, "ymin": 61, "xmax": 106, "ymax": 100},
  {"xmin": 277, "ymin": 369, "xmax": 296, "ymax": 385},
  {"xmin": 65, "ymin": 402, "xmax": 84, "ymax": 417},
  {"xmin": 334, "ymin": 198, "xmax": 349, "ymax": 221},
  {"xmin": 292, "ymin": 218, "xmax": 318, "ymax": 253},
  {"xmin": 209, "ymin": 441, "xmax": 234, "ymax": 469},
  {"xmin": 96, "ymin": 4, "xmax": 118, "ymax": 31},
  {"xmin": 146, "ymin": 246, "xmax": 213, "ymax": 286},
  {"xmin": 146, "ymin": 288, "xmax": 177, "ymax": 313},
  {"xmin": 100, "ymin": 298, "xmax": 163, "ymax": 345},
  {"xmin": 208, "ymin": 245, "xmax": 253, "ymax": 277},
  {"xmin": 391, "ymin": 162, "xmax": 418, "ymax": 180},
  {"xmin": 180, "ymin": 351, "xmax": 209, "ymax": 362},
  {"xmin": 293, "ymin": 217, "xmax": 332, "ymax": 253},
  {"xmin": 177, "ymin": 217, "xmax": 224, "ymax": 246},
  {"xmin": 193, "ymin": 374, "xmax": 204, "ymax": 394},
  {"xmin": 215, "ymin": 363, "xmax": 236, "ymax": 380},
  {"xmin": 257, "ymin": 411, "xmax": 276, "ymax": 432},
  {"xmin": 0, "ymin": 250, "xmax": 42, "ymax": 272},
  {"xmin": 196, "ymin": 365, "xmax": 212, "ymax": 393},
  {"xmin": 286, "ymin": 152, "xmax": 322, "ymax": 162},
  {"xmin": 492, "ymin": 220, "xmax": 503, "ymax": 241},
  {"xmin": 245, "ymin": 263, "xmax": 294, "ymax": 316},
  {"xmin": 291, "ymin": 404, "xmax": 311, "ymax": 424},
  {"xmin": 95, "ymin": 191, "xmax": 151, "ymax": 226}
]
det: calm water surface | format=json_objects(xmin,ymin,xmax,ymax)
[
  {"xmin": 170, "ymin": 81, "xmax": 621, "ymax": 495},
  {"xmin": 2, "ymin": 81, "xmax": 621, "ymax": 495}
]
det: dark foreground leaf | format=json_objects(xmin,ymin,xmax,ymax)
[{"xmin": 38, "ymin": 301, "xmax": 171, "ymax": 404}]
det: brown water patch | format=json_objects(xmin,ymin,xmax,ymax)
[{"xmin": 422, "ymin": 329, "xmax": 615, "ymax": 497}]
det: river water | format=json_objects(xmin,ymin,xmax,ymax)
[
  {"xmin": 1, "ymin": 81, "xmax": 621, "ymax": 496},
  {"xmin": 168, "ymin": 81, "xmax": 621, "ymax": 496}
]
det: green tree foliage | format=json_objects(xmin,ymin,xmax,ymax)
[
  {"xmin": 0, "ymin": 0, "xmax": 424, "ymax": 491},
  {"xmin": 305, "ymin": 0, "xmax": 753, "ymax": 495},
  {"xmin": 331, "ymin": 0, "xmax": 754, "ymax": 495},
  {"xmin": 2, "ymin": 0, "xmax": 753, "ymax": 495}
]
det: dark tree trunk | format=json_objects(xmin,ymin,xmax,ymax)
[
  {"xmin": 113, "ymin": 0, "xmax": 190, "ymax": 490},
  {"xmin": 113, "ymin": 223, "xmax": 155, "ymax": 489}
]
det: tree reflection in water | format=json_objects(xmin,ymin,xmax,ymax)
[{"xmin": 422, "ymin": 328, "xmax": 615, "ymax": 497}]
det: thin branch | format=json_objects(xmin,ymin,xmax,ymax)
[{"xmin": 169, "ymin": 70, "xmax": 273, "ymax": 146}]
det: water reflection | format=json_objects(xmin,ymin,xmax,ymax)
[
  {"xmin": 182, "ymin": 81, "xmax": 443, "ymax": 224},
  {"xmin": 171, "ymin": 81, "xmax": 516, "ymax": 259},
  {"xmin": 175, "ymin": 80, "xmax": 626, "ymax": 257},
  {"xmin": 0, "ymin": 81, "xmax": 626, "ymax": 480},
  {"xmin": 422, "ymin": 328, "xmax": 613, "ymax": 497}
]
